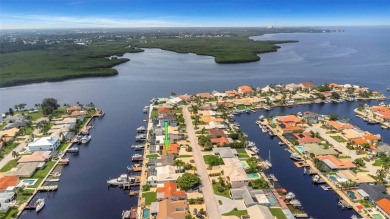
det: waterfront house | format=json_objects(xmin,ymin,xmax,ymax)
[
  {"xmin": 69, "ymin": 110, "xmax": 87, "ymax": 121},
  {"xmin": 156, "ymin": 182, "xmax": 186, "ymax": 201},
  {"xmin": 213, "ymin": 147, "xmax": 237, "ymax": 158},
  {"xmin": 303, "ymin": 111, "xmax": 321, "ymax": 124},
  {"xmin": 178, "ymin": 94, "xmax": 192, "ymax": 102},
  {"xmin": 211, "ymin": 137, "xmax": 231, "ymax": 146},
  {"xmin": 371, "ymin": 106, "xmax": 390, "ymax": 122},
  {"xmin": 196, "ymin": 92, "xmax": 213, "ymax": 99},
  {"xmin": 327, "ymin": 120, "xmax": 354, "ymax": 131},
  {"xmin": 151, "ymin": 199, "xmax": 188, "ymax": 219},
  {"xmin": 317, "ymin": 155, "xmax": 356, "ymax": 171},
  {"xmin": 342, "ymin": 128, "xmax": 365, "ymax": 141},
  {"xmin": 275, "ymin": 115, "xmax": 303, "ymax": 134},
  {"xmin": 358, "ymin": 183, "xmax": 390, "ymax": 204},
  {"xmin": 222, "ymin": 158, "xmax": 249, "ymax": 188},
  {"xmin": 212, "ymin": 91, "xmax": 227, "ymax": 98},
  {"xmin": 246, "ymin": 205, "xmax": 274, "ymax": 219},
  {"xmin": 328, "ymin": 83, "xmax": 341, "ymax": 89},
  {"xmin": 17, "ymin": 151, "xmax": 51, "ymax": 163},
  {"xmin": 5, "ymin": 162, "xmax": 40, "ymax": 178},
  {"xmin": 28, "ymin": 136, "xmax": 60, "ymax": 152},
  {"xmin": 230, "ymin": 186, "xmax": 267, "ymax": 207},
  {"xmin": 0, "ymin": 176, "xmax": 19, "ymax": 193},
  {"xmin": 299, "ymin": 81, "xmax": 315, "ymax": 90},
  {"xmin": 0, "ymin": 192, "xmax": 15, "ymax": 212},
  {"xmin": 156, "ymin": 154, "xmax": 175, "ymax": 167},
  {"xmin": 205, "ymin": 121, "xmax": 228, "ymax": 129},
  {"xmin": 293, "ymin": 132, "xmax": 321, "ymax": 144},
  {"xmin": 376, "ymin": 198, "xmax": 390, "ymax": 219},
  {"xmin": 66, "ymin": 106, "xmax": 81, "ymax": 113},
  {"xmin": 3, "ymin": 121, "xmax": 27, "ymax": 130},
  {"xmin": 302, "ymin": 143, "xmax": 338, "ymax": 156},
  {"xmin": 285, "ymin": 83, "xmax": 301, "ymax": 92},
  {"xmin": 162, "ymin": 143, "xmax": 179, "ymax": 155},
  {"xmin": 377, "ymin": 144, "xmax": 390, "ymax": 156},
  {"xmin": 225, "ymin": 90, "xmax": 239, "ymax": 97},
  {"xmin": 4, "ymin": 114, "xmax": 27, "ymax": 124},
  {"xmin": 147, "ymin": 165, "xmax": 182, "ymax": 185},
  {"xmin": 238, "ymin": 85, "xmax": 255, "ymax": 96},
  {"xmin": 167, "ymin": 97, "xmax": 182, "ymax": 105},
  {"xmin": 158, "ymin": 114, "xmax": 177, "ymax": 127}
]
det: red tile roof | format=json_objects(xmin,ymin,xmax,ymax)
[
  {"xmin": 162, "ymin": 143, "xmax": 179, "ymax": 154},
  {"xmin": 156, "ymin": 182, "xmax": 186, "ymax": 199},
  {"xmin": 277, "ymin": 115, "xmax": 302, "ymax": 123},
  {"xmin": 317, "ymin": 155, "xmax": 356, "ymax": 169},
  {"xmin": 294, "ymin": 132, "xmax": 321, "ymax": 144},
  {"xmin": 211, "ymin": 137, "xmax": 230, "ymax": 146},
  {"xmin": 0, "ymin": 176, "xmax": 19, "ymax": 192},
  {"xmin": 158, "ymin": 108, "xmax": 173, "ymax": 114}
]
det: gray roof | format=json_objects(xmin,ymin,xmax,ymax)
[
  {"xmin": 247, "ymin": 205, "xmax": 274, "ymax": 219},
  {"xmin": 377, "ymin": 144, "xmax": 390, "ymax": 154},
  {"xmin": 213, "ymin": 147, "xmax": 237, "ymax": 158},
  {"xmin": 231, "ymin": 186, "xmax": 264, "ymax": 207},
  {"xmin": 358, "ymin": 183, "xmax": 390, "ymax": 202},
  {"xmin": 0, "ymin": 192, "xmax": 15, "ymax": 204},
  {"xmin": 157, "ymin": 154, "xmax": 175, "ymax": 166},
  {"xmin": 5, "ymin": 162, "xmax": 40, "ymax": 177}
]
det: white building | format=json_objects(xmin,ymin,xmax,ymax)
[{"xmin": 28, "ymin": 137, "xmax": 60, "ymax": 152}]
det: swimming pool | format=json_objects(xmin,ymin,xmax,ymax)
[
  {"xmin": 297, "ymin": 146, "xmax": 305, "ymax": 153},
  {"xmin": 347, "ymin": 191, "xmax": 357, "ymax": 199},
  {"xmin": 372, "ymin": 214, "xmax": 383, "ymax": 219},
  {"xmin": 143, "ymin": 208, "xmax": 150, "ymax": 219},
  {"xmin": 247, "ymin": 173, "xmax": 260, "ymax": 179},
  {"xmin": 268, "ymin": 197, "xmax": 276, "ymax": 205},
  {"xmin": 240, "ymin": 161, "xmax": 248, "ymax": 168},
  {"xmin": 22, "ymin": 179, "xmax": 37, "ymax": 186},
  {"xmin": 329, "ymin": 175, "xmax": 338, "ymax": 183}
]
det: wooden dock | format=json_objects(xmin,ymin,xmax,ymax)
[{"xmin": 38, "ymin": 185, "xmax": 58, "ymax": 191}]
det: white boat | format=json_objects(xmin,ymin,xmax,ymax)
[
  {"xmin": 312, "ymin": 175, "xmax": 320, "ymax": 183},
  {"xmin": 262, "ymin": 128, "xmax": 267, "ymax": 133},
  {"xmin": 67, "ymin": 147, "xmax": 79, "ymax": 153},
  {"xmin": 137, "ymin": 126, "xmax": 147, "ymax": 133},
  {"xmin": 286, "ymin": 192, "xmax": 295, "ymax": 200},
  {"xmin": 132, "ymin": 154, "xmax": 143, "ymax": 161},
  {"xmin": 290, "ymin": 199, "xmax": 302, "ymax": 208},
  {"xmin": 259, "ymin": 115, "xmax": 265, "ymax": 120},
  {"xmin": 35, "ymin": 198, "xmax": 45, "ymax": 212},
  {"xmin": 278, "ymin": 141, "xmax": 285, "ymax": 145},
  {"xmin": 379, "ymin": 102, "xmax": 385, "ymax": 106},
  {"xmin": 107, "ymin": 174, "xmax": 128, "ymax": 186},
  {"xmin": 81, "ymin": 135, "xmax": 91, "ymax": 144},
  {"xmin": 250, "ymin": 147, "xmax": 259, "ymax": 154},
  {"xmin": 122, "ymin": 210, "xmax": 130, "ymax": 219},
  {"xmin": 135, "ymin": 134, "xmax": 147, "ymax": 142},
  {"xmin": 58, "ymin": 157, "xmax": 70, "ymax": 165},
  {"xmin": 265, "ymin": 150, "xmax": 272, "ymax": 167},
  {"xmin": 297, "ymin": 112, "xmax": 303, "ymax": 117},
  {"xmin": 290, "ymin": 153, "xmax": 303, "ymax": 161},
  {"xmin": 268, "ymin": 131, "xmax": 275, "ymax": 137}
]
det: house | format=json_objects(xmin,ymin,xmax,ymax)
[
  {"xmin": 0, "ymin": 176, "xmax": 19, "ymax": 192},
  {"xmin": 5, "ymin": 162, "xmax": 41, "ymax": 178},
  {"xmin": 4, "ymin": 114, "xmax": 27, "ymax": 124},
  {"xmin": 212, "ymin": 91, "xmax": 227, "ymax": 98},
  {"xmin": 211, "ymin": 137, "xmax": 231, "ymax": 146},
  {"xmin": 28, "ymin": 136, "xmax": 60, "ymax": 152},
  {"xmin": 3, "ymin": 121, "xmax": 27, "ymax": 130},
  {"xmin": 156, "ymin": 182, "xmax": 186, "ymax": 201},
  {"xmin": 178, "ymin": 94, "xmax": 192, "ymax": 102},
  {"xmin": 151, "ymin": 199, "xmax": 188, "ymax": 219},
  {"xmin": 225, "ymin": 90, "xmax": 238, "ymax": 97},
  {"xmin": 327, "ymin": 121, "xmax": 354, "ymax": 130},
  {"xmin": 156, "ymin": 154, "xmax": 175, "ymax": 167},
  {"xmin": 317, "ymin": 155, "xmax": 356, "ymax": 171},
  {"xmin": 285, "ymin": 83, "xmax": 301, "ymax": 92},
  {"xmin": 196, "ymin": 93, "xmax": 213, "ymax": 99},
  {"xmin": 377, "ymin": 144, "xmax": 390, "ymax": 156},
  {"xmin": 303, "ymin": 111, "xmax": 321, "ymax": 124},
  {"xmin": 222, "ymin": 158, "xmax": 249, "ymax": 188},
  {"xmin": 300, "ymin": 81, "xmax": 315, "ymax": 90},
  {"xmin": 358, "ymin": 183, "xmax": 390, "ymax": 204},
  {"xmin": 371, "ymin": 106, "xmax": 390, "ymax": 122},
  {"xmin": 342, "ymin": 128, "xmax": 365, "ymax": 140},
  {"xmin": 167, "ymin": 97, "xmax": 182, "ymax": 105},
  {"xmin": 246, "ymin": 205, "xmax": 274, "ymax": 219},
  {"xmin": 376, "ymin": 198, "xmax": 390, "ymax": 219},
  {"xmin": 17, "ymin": 151, "xmax": 51, "ymax": 163},
  {"xmin": 162, "ymin": 143, "xmax": 179, "ymax": 155},
  {"xmin": 238, "ymin": 85, "xmax": 254, "ymax": 96},
  {"xmin": 66, "ymin": 106, "xmax": 81, "ymax": 113},
  {"xmin": 275, "ymin": 115, "xmax": 303, "ymax": 134},
  {"xmin": 328, "ymin": 83, "xmax": 341, "ymax": 89},
  {"xmin": 293, "ymin": 132, "xmax": 321, "ymax": 144},
  {"xmin": 147, "ymin": 165, "xmax": 182, "ymax": 185},
  {"xmin": 158, "ymin": 114, "xmax": 177, "ymax": 127},
  {"xmin": 70, "ymin": 110, "xmax": 87, "ymax": 121},
  {"xmin": 230, "ymin": 186, "xmax": 266, "ymax": 207},
  {"xmin": 0, "ymin": 128, "xmax": 20, "ymax": 143},
  {"xmin": 213, "ymin": 147, "xmax": 237, "ymax": 158},
  {"xmin": 0, "ymin": 192, "xmax": 15, "ymax": 212}
]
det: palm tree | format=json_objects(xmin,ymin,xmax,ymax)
[
  {"xmin": 12, "ymin": 151, "xmax": 18, "ymax": 158},
  {"xmin": 173, "ymin": 159, "xmax": 184, "ymax": 170}
]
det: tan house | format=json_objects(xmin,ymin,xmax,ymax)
[
  {"xmin": 152, "ymin": 199, "xmax": 188, "ymax": 219},
  {"xmin": 222, "ymin": 158, "xmax": 249, "ymax": 188}
]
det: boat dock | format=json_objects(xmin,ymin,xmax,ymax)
[
  {"xmin": 129, "ymin": 190, "xmax": 139, "ymax": 196},
  {"xmin": 45, "ymin": 179, "xmax": 60, "ymax": 182},
  {"xmin": 268, "ymin": 174, "xmax": 278, "ymax": 182},
  {"xmin": 38, "ymin": 185, "xmax": 58, "ymax": 191}
]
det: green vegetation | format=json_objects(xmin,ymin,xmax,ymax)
[
  {"xmin": 0, "ymin": 207, "xmax": 18, "ymax": 219},
  {"xmin": 373, "ymin": 159, "xmax": 384, "ymax": 166},
  {"xmin": 177, "ymin": 173, "xmax": 201, "ymax": 191},
  {"xmin": 0, "ymin": 41, "xmax": 142, "ymax": 87},
  {"xmin": 142, "ymin": 192, "xmax": 157, "ymax": 205},
  {"xmin": 203, "ymin": 155, "xmax": 224, "ymax": 166},
  {"xmin": 146, "ymin": 154, "xmax": 159, "ymax": 158},
  {"xmin": 236, "ymin": 148, "xmax": 250, "ymax": 159},
  {"xmin": 177, "ymin": 155, "xmax": 192, "ymax": 158},
  {"xmin": 212, "ymin": 182, "xmax": 231, "ymax": 198},
  {"xmin": 0, "ymin": 159, "xmax": 18, "ymax": 172},
  {"xmin": 130, "ymin": 37, "xmax": 297, "ymax": 64},
  {"xmin": 359, "ymin": 199, "xmax": 374, "ymax": 208},
  {"xmin": 28, "ymin": 161, "xmax": 56, "ymax": 188},
  {"xmin": 330, "ymin": 135, "xmax": 347, "ymax": 143},
  {"xmin": 249, "ymin": 178, "xmax": 270, "ymax": 189},
  {"xmin": 270, "ymin": 208, "xmax": 287, "ymax": 219},
  {"xmin": 57, "ymin": 142, "xmax": 70, "ymax": 153},
  {"xmin": 222, "ymin": 209, "xmax": 248, "ymax": 217},
  {"xmin": 16, "ymin": 189, "xmax": 34, "ymax": 204}
]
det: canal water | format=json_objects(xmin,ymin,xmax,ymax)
[
  {"xmin": 235, "ymin": 100, "xmax": 390, "ymax": 219},
  {"xmin": 0, "ymin": 26, "xmax": 388, "ymax": 218}
]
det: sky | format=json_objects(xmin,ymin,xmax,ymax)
[{"xmin": 0, "ymin": 0, "xmax": 389, "ymax": 29}]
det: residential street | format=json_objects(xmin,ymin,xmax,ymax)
[
  {"xmin": 0, "ymin": 137, "xmax": 29, "ymax": 169},
  {"xmin": 183, "ymin": 106, "xmax": 221, "ymax": 219}
]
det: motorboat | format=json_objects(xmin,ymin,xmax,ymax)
[
  {"xmin": 286, "ymin": 192, "xmax": 295, "ymax": 200},
  {"xmin": 58, "ymin": 156, "xmax": 70, "ymax": 165},
  {"xmin": 278, "ymin": 141, "xmax": 285, "ymax": 145},
  {"xmin": 136, "ymin": 126, "xmax": 147, "ymax": 133},
  {"xmin": 122, "ymin": 210, "xmax": 130, "ymax": 219},
  {"xmin": 290, "ymin": 153, "xmax": 303, "ymax": 161},
  {"xmin": 259, "ymin": 115, "xmax": 265, "ymax": 120},
  {"xmin": 132, "ymin": 154, "xmax": 143, "ymax": 161},
  {"xmin": 290, "ymin": 199, "xmax": 302, "ymax": 208},
  {"xmin": 250, "ymin": 147, "xmax": 259, "ymax": 154},
  {"xmin": 67, "ymin": 147, "xmax": 79, "ymax": 153},
  {"xmin": 135, "ymin": 134, "xmax": 147, "ymax": 142},
  {"xmin": 297, "ymin": 112, "xmax": 303, "ymax": 117},
  {"xmin": 35, "ymin": 198, "xmax": 45, "ymax": 212},
  {"xmin": 268, "ymin": 131, "xmax": 275, "ymax": 137},
  {"xmin": 107, "ymin": 174, "xmax": 128, "ymax": 186},
  {"xmin": 262, "ymin": 127, "xmax": 267, "ymax": 133},
  {"xmin": 81, "ymin": 135, "xmax": 91, "ymax": 144},
  {"xmin": 131, "ymin": 144, "xmax": 145, "ymax": 151},
  {"xmin": 245, "ymin": 141, "xmax": 256, "ymax": 148},
  {"xmin": 312, "ymin": 175, "xmax": 320, "ymax": 183}
]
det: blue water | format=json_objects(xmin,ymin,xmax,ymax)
[
  {"xmin": 247, "ymin": 173, "xmax": 260, "ymax": 179},
  {"xmin": 22, "ymin": 179, "xmax": 37, "ymax": 186},
  {"xmin": 268, "ymin": 197, "xmax": 276, "ymax": 206},
  {"xmin": 329, "ymin": 176, "xmax": 338, "ymax": 182},
  {"xmin": 0, "ymin": 27, "xmax": 387, "ymax": 219}
]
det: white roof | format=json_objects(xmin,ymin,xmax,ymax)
[
  {"xmin": 247, "ymin": 205, "xmax": 274, "ymax": 219},
  {"xmin": 28, "ymin": 137, "xmax": 59, "ymax": 147},
  {"xmin": 168, "ymin": 97, "xmax": 182, "ymax": 104},
  {"xmin": 255, "ymin": 194, "xmax": 270, "ymax": 205}
]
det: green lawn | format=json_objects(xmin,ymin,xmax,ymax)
[
  {"xmin": 28, "ymin": 161, "xmax": 56, "ymax": 188},
  {"xmin": 237, "ymin": 154, "xmax": 250, "ymax": 159},
  {"xmin": 146, "ymin": 154, "xmax": 159, "ymax": 158},
  {"xmin": 222, "ymin": 209, "xmax": 248, "ymax": 217},
  {"xmin": 359, "ymin": 199, "xmax": 374, "ymax": 208},
  {"xmin": 28, "ymin": 110, "xmax": 44, "ymax": 121},
  {"xmin": 150, "ymin": 109, "xmax": 158, "ymax": 119},
  {"xmin": 236, "ymin": 149, "xmax": 247, "ymax": 154},
  {"xmin": 373, "ymin": 159, "xmax": 384, "ymax": 166},
  {"xmin": 212, "ymin": 182, "xmax": 231, "ymax": 199},
  {"xmin": 142, "ymin": 192, "xmax": 157, "ymax": 205},
  {"xmin": 0, "ymin": 159, "xmax": 18, "ymax": 172},
  {"xmin": 330, "ymin": 135, "xmax": 347, "ymax": 143},
  {"xmin": 57, "ymin": 142, "xmax": 70, "ymax": 153},
  {"xmin": 203, "ymin": 155, "xmax": 224, "ymax": 166},
  {"xmin": 270, "ymin": 208, "xmax": 287, "ymax": 219},
  {"xmin": 177, "ymin": 155, "xmax": 192, "ymax": 158},
  {"xmin": 0, "ymin": 207, "xmax": 18, "ymax": 219},
  {"xmin": 16, "ymin": 189, "xmax": 34, "ymax": 204}
]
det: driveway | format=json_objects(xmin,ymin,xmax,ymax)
[{"xmin": 183, "ymin": 106, "xmax": 221, "ymax": 219}]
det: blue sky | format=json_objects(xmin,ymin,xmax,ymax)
[{"xmin": 0, "ymin": 0, "xmax": 389, "ymax": 29}]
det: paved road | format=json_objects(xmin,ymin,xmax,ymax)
[
  {"xmin": 183, "ymin": 106, "xmax": 221, "ymax": 219},
  {"xmin": 0, "ymin": 137, "xmax": 29, "ymax": 169},
  {"xmin": 306, "ymin": 126, "xmax": 378, "ymax": 173}
]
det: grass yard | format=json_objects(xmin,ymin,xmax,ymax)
[
  {"xmin": 146, "ymin": 154, "xmax": 159, "ymax": 158},
  {"xmin": 212, "ymin": 182, "xmax": 231, "ymax": 199},
  {"xmin": 0, "ymin": 207, "xmax": 18, "ymax": 219},
  {"xmin": 373, "ymin": 159, "xmax": 384, "ymax": 166},
  {"xmin": 0, "ymin": 159, "xmax": 18, "ymax": 172},
  {"xmin": 270, "ymin": 208, "xmax": 287, "ymax": 219},
  {"xmin": 330, "ymin": 135, "xmax": 347, "ymax": 143},
  {"xmin": 222, "ymin": 209, "xmax": 248, "ymax": 217},
  {"xmin": 28, "ymin": 161, "xmax": 56, "ymax": 188},
  {"xmin": 142, "ymin": 192, "xmax": 157, "ymax": 205}
]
